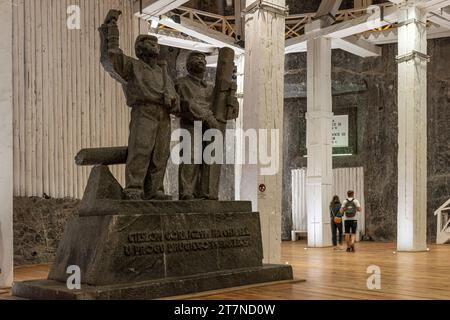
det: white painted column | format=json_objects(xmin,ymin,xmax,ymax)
[
  {"xmin": 234, "ymin": 54, "xmax": 245, "ymax": 200},
  {"xmin": 242, "ymin": 0, "xmax": 286, "ymax": 263},
  {"xmin": 0, "ymin": 0, "xmax": 14, "ymax": 288},
  {"xmin": 397, "ymin": 0, "xmax": 428, "ymax": 252},
  {"xmin": 305, "ymin": 21, "xmax": 333, "ymax": 248}
]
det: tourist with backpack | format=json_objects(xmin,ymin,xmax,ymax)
[
  {"xmin": 340, "ymin": 190, "xmax": 362, "ymax": 252},
  {"xmin": 330, "ymin": 195, "xmax": 343, "ymax": 250}
]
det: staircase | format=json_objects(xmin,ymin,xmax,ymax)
[{"xmin": 435, "ymin": 198, "xmax": 450, "ymax": 244}]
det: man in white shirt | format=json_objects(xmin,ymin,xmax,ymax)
[{"xmin": 340, "ymin": 190, "xmax": 362, "ymax": 252}]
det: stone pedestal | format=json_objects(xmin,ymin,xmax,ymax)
[{"xmin": 12, "ymin": 166, "xmax": 293, "ymax": 299}]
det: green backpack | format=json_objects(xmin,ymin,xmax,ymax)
[{"xmin": 344, "ymin": 199, "xmax": 357, "ymax": 218}]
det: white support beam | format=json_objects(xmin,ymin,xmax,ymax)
[
  {"xmin": 241, "ymin": 0, "xmax": 286, "ymax": 263},
  {"xmin": 361, "ymin": 24, "xmax": 450, "ymax": 43},
  {"xmin": 286, "ymin": 42, "xmax": 345, "ymax": 54},
  {"xmin": 205, "ymin": 54, "xmax": 219, "ymax": 67},
  {"xmin": 234, "ymin": 54, "xmax": 245, "ymax": 197},
  {"xmin": 305, "ymin": 22, "xmax": 333, "ymax": 248},
  {"xmin": 286, "ymin": 36, "xmax": 381, "ymax": 57},
  {"xmin": 285, "ymin": 41, "xmax": 307, "ymax": 54},
  {"xmin": 0, "ymin": 0, "xmax": 13, "ymax": 288},
  {"xmin": 235, "ymin": 0, "xmax": 246, "ymax": 40},
  {"xmin": 149, "ymin": 31, "xmax": 217, "ymax": 53},
  {"xmin": 397, "ymin": 1, "xmax": 428, "ymax": 252},
  {"xmin": 133, "ymin": 0, "xmax": 190, "ymax": 16},
  {"xmin": 285, "ymin": 5, "xmax": 400, "ymax": 54},
  {"xmin": 326, "ymin": 5, "xmax": 399, "ymax": 38},
  {"xmin": 286, "ymin": 41, "xmax": 340, "ymax": 54},
  {"xmin": 416, "ymin": 0, "xmax": 450, "ymax": 12},
  {"xmin": 315, "ymin": 0, "xmax": 344, "ymax": 26},
  {"xmin": 333, "ymin": 35, "xmax": 382, "ymax": 56},
  {"xmin": 316, "ymin": 0, "xmax": 343, "ymax": 17},
  {"xmin": 152, "ymin": 16, "xmax": 245, "ymax": 53},
  {"xmin": 428, "ymin": 11, "xmax": 450, "ymax": 28}
]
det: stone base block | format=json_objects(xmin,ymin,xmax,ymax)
[
  {"xmin": 45, "ymin": 203, "xmax": 264, "ymax": 286},
  {"xmin": 12, "ymin": 197, "xmax": 294, "ymax": 300},
  {"xmin": 12, "ymin": 265, "xmax": 293, "ymax": 300}
]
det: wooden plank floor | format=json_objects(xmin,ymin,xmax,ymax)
[
  {"xmin": 203, "ymin": 241, "xmax": 450, "ymax": 300},
  {"xmin": 3, "ymin": 241, "xmax": 450, "ymax": 300}
]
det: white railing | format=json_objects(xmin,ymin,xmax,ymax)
[
  {"xmin": 145, "ymin": 3, "xmax": 398, "ymax": 41},
  {"xmin": 291, "ymin": 169, "xmax": 307, "ymax": 241},
  {"xmin": 291, "ymin": 167, "xmax": 365, "ymax": 242},
  {"xmin": 284, "ymin": 2, "xmax": 396, "ymax": 39},
  {"xmin": 435, "ymin": 198, "xmax": 450, "ymax": 244}
]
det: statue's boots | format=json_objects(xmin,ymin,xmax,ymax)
[
  {"xmin": 124, "ymin": 188, "xmax": 144, "ymax": 200},
  {"xmin": 147, "ymin": 192, "xmax": 172, "ymax": 201},
  {"xmin": 180, "ymin": 194, "xmax": 195, "ymax": 201}
]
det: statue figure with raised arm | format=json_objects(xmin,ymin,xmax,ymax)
[{"xmin": 99, "ymin": 9, "xmax": 179, "ymax": 201}]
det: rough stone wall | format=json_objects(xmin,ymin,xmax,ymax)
[
  {"xmin": 184, "ymin": 0, "xmax": 230, "ymax": 14},
  {"xmin": 287, "ymin": 0, "xmax": 391, "ymax": 14},
  {"xmin": 287, "ymin": 0, "xmax": 355, "ymax": 14},
  {"xmin": 283, "ymin": 38, "xmax": 450, "ymax": 243},
  {"xmin": 13, "ymin": 197, "xmax": 80, "ymax": 266}
]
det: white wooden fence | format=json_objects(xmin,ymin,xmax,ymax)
[
  {"xmin": 292, "ymin": 167, "xmax": 366, "ymax": 240},
  {"xmin": 12, "ymin": 0, "xmax": 141, "ymax": 199},
  {"xmin": 291, "ymin": 169, "xmax": 307, "ymax": 234}
]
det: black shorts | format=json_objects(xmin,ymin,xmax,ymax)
[{"xmin": 345, "ymin": 220, "xmax": 358, "ymax": 234}]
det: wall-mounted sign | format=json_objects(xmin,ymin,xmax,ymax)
[{"xmin": 332, "ymin": 115, "xmax": 349, "ymax": 147}]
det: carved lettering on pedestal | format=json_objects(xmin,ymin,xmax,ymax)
[{"xmin": 123, "ymin": 227, "xmax": 251, "ymax": 257}]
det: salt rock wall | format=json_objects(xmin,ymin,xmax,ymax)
[{"xmin": 283, "ymin": 38, "xmax": 450, "ymax": 243}]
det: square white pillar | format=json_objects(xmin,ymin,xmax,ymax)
[
  {"xmin": 242, "ymin": 0, "xmax": 286, "ymax": 263},
  {"xmin": 305, "ymin": 22, "xmax": 333, "ymax": 248},
  {"xmin": 396, "ymin": 1, "xmax": 428, "ymax": 252},
  {"xmin": 0, "ymin": 0, "xmax": 14, "ymax": 287}
]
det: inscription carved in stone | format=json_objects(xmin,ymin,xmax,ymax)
[{"xmin": 123, "ymin": 227, "xmax": 251, "ymax": 257}]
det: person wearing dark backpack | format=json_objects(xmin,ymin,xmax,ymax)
[
  {"xmin": 330, "ymin": 195, "xmax": 343, "ymax": 250},
  {"xmin": 340, "ymin": 190, "xmax": 361, "ymax": 252}
]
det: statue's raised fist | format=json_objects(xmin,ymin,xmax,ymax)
[{"xmin": 104, "ymin": 9, "xmax": 122, "ymax": 25}]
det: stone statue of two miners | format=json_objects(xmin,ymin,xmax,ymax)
[{"xmin": 99, "ymin": 9, "xmax": 239, "ymax": 201}]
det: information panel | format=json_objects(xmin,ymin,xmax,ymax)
[{"xmin": 332, "ymin": 115, "xmax": 349, "ymax": 147}]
